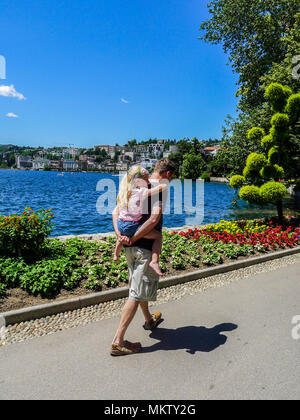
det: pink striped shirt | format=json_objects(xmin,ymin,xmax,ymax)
[{"xmin": 119, "ymin": 187, "xmax": 149, "ymax": 222}]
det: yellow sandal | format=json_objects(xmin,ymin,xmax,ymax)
[
  {"xmin": 143, "ymin": 311, "xmax": 162, "ymax": 330},
  {"xmin": 110, "ymin": 340, "xmax": 142, "ymax": 356}
]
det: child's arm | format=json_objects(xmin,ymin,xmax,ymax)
[{"xmin": 146, "ymin": 182, "xmax": 168, "ymax": 197}]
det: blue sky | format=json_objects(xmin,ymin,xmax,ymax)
[{"xmin": 0, "ymin": 0, "xmax": 239, "ymax": 148}]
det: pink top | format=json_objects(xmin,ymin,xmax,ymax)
[{"xmin": 119, "ymin": 187, "xmax": 149, "ymax": 222}]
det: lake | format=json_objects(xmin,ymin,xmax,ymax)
[{"xmin": 0, "ymin": 169, "xmax": 297, "ymax": 237}]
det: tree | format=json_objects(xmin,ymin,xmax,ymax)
[
  {"xmin": 230, "ymin": 83, "xmax": 300, "ymax": 223},
  {"xmin": 261, "ymin": 13, "xmax": 300, "ymax": 91},
  {"xmin": 200, "ymin": 0, "xmax": 300, "ymax": 112},
  {"xmin": 180, "ymin": 152, "xmax": 206, "ymax": 180}
]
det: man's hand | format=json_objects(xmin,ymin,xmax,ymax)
[
  {"xmin": 130, "ymin": 206, "xmax": 162, "ymax": 244},
  {"xmin": 118, "ymin": 235, "xmax": 132, "ymax": 246}
]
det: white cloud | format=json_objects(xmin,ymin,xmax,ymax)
[
  {"xmin": 0, "ymin": 84, "xmax": 26, "ymax": 100},
  {"xmin": 6, "ymin": 112, "xmax": 19, "ymax": 118},
  {"xmin": 121, "ymin": 98, "xmax": 129, "ymax": 104}
]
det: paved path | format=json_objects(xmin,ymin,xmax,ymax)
[{"xmin": 0, "ymin": 260, "xmax": 300, "ymax": 400}]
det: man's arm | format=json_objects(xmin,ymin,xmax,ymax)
[{"xmin": 130, "ymin": 205, "xmax": 162, "ymax": 244}]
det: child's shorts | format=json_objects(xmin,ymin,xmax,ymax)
[{"xmin": 118, "ymin": 220, "xmax": 141, "ymax": 237}]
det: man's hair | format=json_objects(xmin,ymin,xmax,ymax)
[{"xmin": 154, "ymin": 158, "xmax": 176, "ymax": 175}]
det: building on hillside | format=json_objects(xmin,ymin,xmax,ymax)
[
  {"xmin": 16, "ymin": 155, "xmax": 33, "ymax": 169},
  {"xmin": 120, "ymin": 150, "xmax": 135, "ymax": 162},
  {"xmin": 79, "ymin": 154, "xmax": 89, "ymax": 161},
  {"xmin": 94, "ymin": 145, "xmax": 117, "ymax": 159},
  {"xmin": 116, "ymin": 162, "xmax": 129, "ymax": 171},
  {"xmin": 163, "ymin": 145, "xmax": 178, "ymax": 158},
  {"xmin": 63, "ymin": 160, "xmax": 79, "ymax": 171},
  {"xmin": 32, "ymin": 158, "xmax": 51, "ymax": 170},
  {"xmin": 63, "ymin": 148, "xmax": 79, "ymax": 159},
  {"xmin": 50, "ymin": 160, "xmax": 62, "ymax": 170},
  {"xmin": 147, "ymin": 143, "xmax": 165, "ymax": 158},
  {"xmin": 140, "ymin": 158, "xmax": 157, "ymax": 170},
  {"xmin": 203, "ymin": 146, "xmax": 221, "ymax": 157},
  {"xmin": 78, "ymin": 160, "xmax": 88, "ymax": 171}
]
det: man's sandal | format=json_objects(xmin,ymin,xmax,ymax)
[
  {"xmin": 110, "ymin": 340, "xmax": 142, "ymax": 356},
  {"xmin": 143, "ymin": 311, "xmax": 162, "ymax": 331}
]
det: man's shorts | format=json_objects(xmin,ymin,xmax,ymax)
[{"xmin": 124, "ymin": 246, "xmax": 159, "ymax": 302}]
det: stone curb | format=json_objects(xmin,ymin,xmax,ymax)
[{"xmin": 1, "ymin": 246, "xmax": 300, "ymax": 327}]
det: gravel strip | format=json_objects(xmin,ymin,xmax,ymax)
[{"xmin": 1, "ymin": 253, "xmax": 299, "ymax": 347}]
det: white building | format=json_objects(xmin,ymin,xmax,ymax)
[
  {"xmin": 147, "ymin": 143, "xmax": 165, "ymax": 158},
  {"xmin": 16, "ymin": 155, "xmax": 33, "ymax": 169},
  {"xmin": 63, "ymin": 160, "xmax": 79, "ymax": 171},
  {"xmin": 140, "ymin": 158, "xmax": 157, "ymax": 170},
  {"xmin": 203, "ymin": 146, "xmax": 221, "ymax": 157},
  {"xmin": 32, "ymin": 158, "xmax": 51, "ymax": 170}
]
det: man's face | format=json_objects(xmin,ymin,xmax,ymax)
[{"xmin": 165, "ymin": 171, "xmax": 175, "ymax": 182}]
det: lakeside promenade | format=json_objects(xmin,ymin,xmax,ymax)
[{"xmin": 1, "ymin": 253, "xmax": 299, "ymax": 400}]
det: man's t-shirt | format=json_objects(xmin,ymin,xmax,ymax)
[{"xmin": 131, "ymin": 180, "xmax": 163, "ymax": 251}]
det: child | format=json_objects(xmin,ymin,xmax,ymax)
[{"xmin": 113, "ymin": 165, "xmax": 167, "ymax": 276}]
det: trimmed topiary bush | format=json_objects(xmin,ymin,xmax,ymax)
[
  {"xmin": 247, "ymin": 127, "xmax": 265, "ymax": 142},
  {"xmin": 259, "ymin": 182, "xmax": 287, "ymax": 204},
  {"xmin": 265, "ymin": 83, "xmax": 291, "ymax": 113},
  {"xmin": 268, "ymin": 146, "xmax": 279, "ymax": 165},
  {"xmin": 271, "ymin": 113, "xmax": 290, "ymax": 131},
  {"xmin": 239, "ymin": 185, "xmax": 262, "ymax": 205},
  {"xmin": 260, "ymin": 164, "xmax": 284, "ymax": 181},
  {"xmin": 285, "ymin": 93, "xmax": 300, "ymax": 124},
  {"xmin": 230, "ymin": 175, "xmax": 246, "ymax": 189},
  {"xmin": 245, "ymin": 153, "xmax": 267, "ymax": 172},
  {"xmin": 230, "ymin": 82, "xmax": 300, "ymax": 223},
  {"xmin": 261, "ymin": 135, "xmax": 274, "ymax": 151}
]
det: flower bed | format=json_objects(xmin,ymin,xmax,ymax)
[{"xmin": 0, "ymin": 214, "xmax": 299, "ymax": 312}]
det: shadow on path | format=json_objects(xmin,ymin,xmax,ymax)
[{"xmin": 142, "ymin": 323, "xmax": 238, "ymax": 355}]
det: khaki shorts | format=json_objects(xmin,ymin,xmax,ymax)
[{"xmin": 124, "ymin": 246, "xmax": 159, "ymax": 302}]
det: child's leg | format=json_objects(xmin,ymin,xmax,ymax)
[
  {"xmin": 143, "ymin": 230, "xmax": 163, "ymax": 276},
  {"xmin": 114, "ymin": 240, "xmax": 123, "ymax": 261}
]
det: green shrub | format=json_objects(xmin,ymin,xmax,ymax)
[
  {"xmin": 260, "ymin": 164, "xmax": 284, "ymax": 180},
  {"xmin": 268, "ymin": 146, "xmax": 279, "ymax": 165},
  {"xmin": 259, "ymin": 182, "xmax": 287, "ymax": 204},
  {"xmin": 200, "ymin": 171, "xmax": 211, "ymax": 182},
  {"xmin": 19, "ymin": 258, "xmax": 74, "ymax": 298},
  {"xmin": 0, "ymin": 208, "xmax": 54, "ymax": 258},
  {"xmin": 265, "ymin": 83, "xmax": 289, "ymax": 112},
  {"xmin": 247, "ymin": 127, "xmax": 265, "ymax": 142},
  {"xmin": 230, "ymin": 175, "xmax": 245, "ymax": 189},
  {"xmin": 0, "ymin": 257, "xmax": 26, "ymax": 288},
  {"xmin": 0, "ymin": 283, "xmax": 6, "ymax": 299},
  {"xmin": 246, "ymin": 153, "xmax": 267, "ymax": 172},
  {"xmin": 271, "ymin": 113, "xmax": 290, "ymax": 131},
  {"xmin": 285, "ymin": 93, "xmax": 300, "ymax": 124},
  {"xmin": 261, "ymin": 135, "xmax": 273, "ymax": 151},
  {"xmin": 239, "ymin": 185, "xmax": 262, "ymax": 205},
  {"xmin": 64, "ymin": 266, "xmax": 89, "ymax": 290}
]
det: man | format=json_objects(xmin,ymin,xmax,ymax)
[{"xmin": 110, "ymin": 159, "xmax": 176, "ymax": 356}]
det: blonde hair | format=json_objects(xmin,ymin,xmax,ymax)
[{"xmin": 117, "ymin": 165, "xmax": 149, "ymax": 208}]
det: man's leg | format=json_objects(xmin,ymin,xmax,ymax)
[
  {"xmin": 112, "ymin": 298, "xmax": 139, "ymax": 346},
  {"xmin": 139, "ymin": 301, "xmax": 153, "ymax": 325}
]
